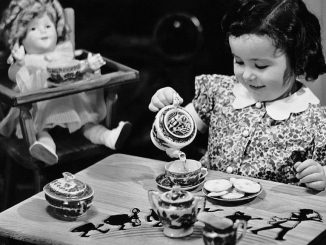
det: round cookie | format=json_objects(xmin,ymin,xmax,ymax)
[
  {"xmin": 221, "ymin": 189, "xmax": 245, "ymax": 199},
  {"xmin": 233, "ymin": 178, "xmax": 261, "ymax": 194},
  {"xmin": 207, "ymin": 190, "xmax": 229, "ymax": 197},
  {"xmin": 204, "ymin": 179, "xmax": 232, "ymax": 192}
]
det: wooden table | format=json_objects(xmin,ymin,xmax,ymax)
[{"xmin": 0, "ymin": 153, "xmax": 325, "ymax": 245}]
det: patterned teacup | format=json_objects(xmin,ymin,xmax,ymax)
[{"xmin": 165, "ymin": 159, "xmax": 207, "ymax": 186}]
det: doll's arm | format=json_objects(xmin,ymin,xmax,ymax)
[
  {"xmin": 80, "ymin": 53, "xmax": 106, "ymax": 73},
  {"xmin": 8, "ymin": 43, "xmax": 26, "ymax": 82}
]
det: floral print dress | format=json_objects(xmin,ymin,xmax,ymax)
[{"xmin": 192, "ymin": 74, "xmax": 326, "ymax": 184}]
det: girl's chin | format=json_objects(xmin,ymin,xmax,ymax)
[{"xmin": 250, "ymin": 93, "xmax": 274, "ymax": 103}]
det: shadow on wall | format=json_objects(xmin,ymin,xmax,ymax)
[{"xmin": 0, "ymin": 0, "xmax": 235, "ymax": 160}]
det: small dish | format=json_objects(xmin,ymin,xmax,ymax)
[
  {"xmin": 156, "ymin": 168, "xmax": 207, "ymax": 191},
  {"xmin": 47, "ymin": 59, "xmax": 81, "ymax": 83},
  {"xmin": 202, "ymin": 178, "xmax": 263, "ymax": 203}
]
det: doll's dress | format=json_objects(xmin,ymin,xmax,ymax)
[{"xmin": 0, "ymin": 41, "xmax": 106, "ymax": 137}]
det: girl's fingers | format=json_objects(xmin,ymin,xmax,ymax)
[
  {"xmin": 149, "ymin": 87, "xmax": 183, "ymax": 112},
  {"xmin": 305, "ymin": 180, "xmax": 326, "ymax": 191},
  {"xmin": 150, "ymin": 95, "xmax": 166, "ymax": 110},
  {"xmin": 296, "ymin": 164, "xmax": 319, "ymax": 179},
  {"xmin": 148, "ymin": 103, "xmax": 159, "ymax": 112},
  {"xmin": 299, "ymin": 172, "xmax": 322, "ymax": 184},
  {"xmin": 295, "ymin": 159, "xmax": 316, "ymax": 172}
]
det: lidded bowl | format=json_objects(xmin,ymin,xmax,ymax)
[{"xmin": 43, "ymin": 172, "xmax": 94, "ymax": 220}]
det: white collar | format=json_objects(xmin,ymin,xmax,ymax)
[{"xmin": 232, "ymin": 82, "xmax": 320, "ymax": 120}]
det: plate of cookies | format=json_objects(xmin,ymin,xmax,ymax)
[{"xmin": 202, "ymin": 177, "xmax": 262, "ymax": 203}]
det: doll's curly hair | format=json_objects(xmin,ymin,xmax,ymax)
[
  {"xmin": 222, "ymin": 0, "xmax": 326, "ymax": 81},
  {"xmin": 0, "ymin": 0, "xmax": 70, "ymax": 50}
]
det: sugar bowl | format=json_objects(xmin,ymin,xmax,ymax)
[
  {"xmin": 148, "ymin": 186, "xmax": 205, "ymax": 238},
  {"xmin": 43, "ymin": 172, "xmax": 94, "ymax": 220}
]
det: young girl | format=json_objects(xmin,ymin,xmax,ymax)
[
  {"xmin": 149, "ymin": 0, "xmax": 326, "ymax": 191},
  {"xmin": 0, "ymin": 0, "xmax": 132, "ymax": 165}
]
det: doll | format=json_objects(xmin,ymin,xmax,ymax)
[{"xmin": 0, "ymin": 0, "xmax": 132, "ymax": 165}]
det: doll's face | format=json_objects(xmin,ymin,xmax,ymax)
[
  {"xmin": 229, "ymin": 34, "xmax": 295, "ymax": 102},
  {"xmin": 22, "ymin": 13, "xmax": 57, "ymax": 54}
]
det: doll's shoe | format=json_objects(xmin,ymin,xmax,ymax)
[
  {"xmin": 29, "ymin": 141, "xmax": 58, "ymax": 165},
  {"xmin": 114, "ymin": 121, "xmax": 132, "ymax": 150}
]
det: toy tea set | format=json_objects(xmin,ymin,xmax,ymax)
[
  {"xmin": 149, "ymin": 96, "xmax": 210, "ymax": 238},
  {"xmin": 150, "ymin": 94, "xmax": 207, "ymax": 191},
  {"xmin": 42, "ymin": 97, "xmax": 251, "ymax": 242}
]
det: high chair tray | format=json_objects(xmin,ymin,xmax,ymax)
[{"xmin": 0, "ymin": 50, "xmax": 139, "ymax": 106}]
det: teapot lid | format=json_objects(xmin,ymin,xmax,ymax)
[
  {"xmin": 47, "ymin": 172, "xmax": 87, "ymax": 199},
  {"xmin": 161, "ymin": 185, "xmax": 193, "ymax": 203}
]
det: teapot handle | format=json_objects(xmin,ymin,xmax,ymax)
[
  {"xmin": 195, "ymin": 196, "xmax": 206, "ymax": 214},
  {"xmin": 234, "ymin": 219, "xmax": 247, "ymax": 242},
  {"xmin": 148, "ymin": 190, "xmax": 160, "ymax": 211}
]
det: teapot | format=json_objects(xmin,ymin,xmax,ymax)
[
  {"xmin": 150, "ymin": 94, "xmax": 197, "ymax": 151},
  {"xmin": 148, "ymin": 186, "xmax": 205, "ymax": 238}
]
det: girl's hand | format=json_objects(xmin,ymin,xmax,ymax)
[
  {"xmin": 294, "ymin": 159, "xmax": 326, "ymax": 191},
  {"xmin": 148, "ymin": 87, "xmax": 183, "ymax": 112},
  {"xmin": 10, "ymin": 43, "xmax": 25, "ymax": 64},
  {"xmin": 87, "ymin": 53, "xmax": 106, "ymax": 71}
]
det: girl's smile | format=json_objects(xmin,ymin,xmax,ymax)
[{"xmin": 229, "ymin": 34, "xmax": 296, "ymax": 102}]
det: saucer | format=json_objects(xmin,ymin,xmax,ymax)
[
  {"xmin": 155, "ymin": 170, "xmax": 206, "ymax": 191},
  {"xmin": 202, "ymin": 178, "xmax": 263, "ymax": 203}
]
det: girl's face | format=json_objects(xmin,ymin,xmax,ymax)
[
  {"xmin": 229, "ymin": 34, "xmax": 295, "ymax": 102},
  {"xmin": 22, "ymin": 13, "xmax": 57, "ymax": 54}
]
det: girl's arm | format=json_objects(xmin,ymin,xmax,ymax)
[{"xmin": 184, "ymin": 103, "xmax": 208, "ymax": 134}]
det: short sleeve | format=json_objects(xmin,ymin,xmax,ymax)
[{"xmin": 192, "ymin": 74, "xmax": 236, "ymax": 126}]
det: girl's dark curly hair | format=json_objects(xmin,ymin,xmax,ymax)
[{"xmin": 222, "ymin": 0, "xmax": 326, "ymax": 81}]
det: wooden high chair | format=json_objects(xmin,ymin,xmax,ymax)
[{"xmin": 0, "ymin": 8, "xmax": 139, "ymax": 210}]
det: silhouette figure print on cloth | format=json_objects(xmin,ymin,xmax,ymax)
[
  {"xmin": 103, "ymin": 208, "xmax": 141, "ymax": 230},
  {"xmin": 145, "ymin": 208, "xmax": 162, "ymax": 227},
  {"xmin": 225, "ymin": 211, "xmax": 263, "ymax": 230},
  {"xmin": 251, "ymin": 209, "xmax": 323, "ymax": 241},
  {"xmin": 70, "ymin": 223, "xmax": 110, "ymax": 238}
]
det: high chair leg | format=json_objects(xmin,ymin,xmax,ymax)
[
  {"xmin": 2, "ymin": 156, "xmax": 15, "ymax": 211},
  {"xmin": 32, "ymin": 169, "xmax": 42, "ymax": 193}
]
